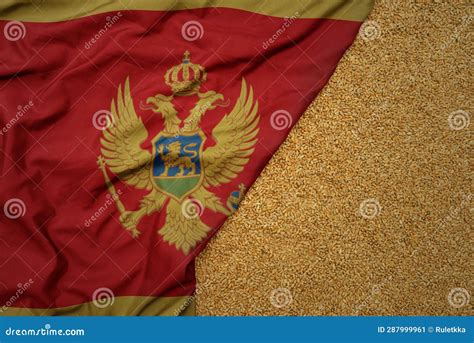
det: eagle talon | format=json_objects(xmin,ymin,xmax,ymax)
[
  {"xmin": 129, "ymin": 228, "xmax": 141, "ymax": 238},
  {"xmin": 119, "ymin": 210, "xmax": 142, "ymax": 232}
]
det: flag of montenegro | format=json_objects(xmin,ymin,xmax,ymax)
[{"xmin": 0, "ymin": 1, "xmax": 373, "ymax": 315}]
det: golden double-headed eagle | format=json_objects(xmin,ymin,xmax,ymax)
[{"xmin": 97, "ymin": 51, "xmax": 259, "ymax": 254}]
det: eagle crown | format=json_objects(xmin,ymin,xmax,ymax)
[{"xmin": 165, "ymin": 50, "xmax": 207, "ymax": 96}]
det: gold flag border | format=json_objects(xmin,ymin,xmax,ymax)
[
  {"xmin": 0, "ymin": 296, "xmax": 195, "ymax": 316},
  {"xmin": 0, "ymin": 0, "xmax": 374, "ymax": 22}
]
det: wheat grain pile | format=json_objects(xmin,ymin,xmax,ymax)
[{"xmin": 196, "ymin": 0, "xmax": 472, "ymax": 315}]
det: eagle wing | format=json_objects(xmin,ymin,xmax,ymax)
[
  {"xmin": 202, "ymin": 78, "xmax": 259, "ymax": 188},
  {"xmin": 100, "ymin": 77, "xmax": 153, "ymax": 190}
]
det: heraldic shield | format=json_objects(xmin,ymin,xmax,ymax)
[{"xmin": 151, "ymin": 131, "xmax": 205, "ymax": 201}]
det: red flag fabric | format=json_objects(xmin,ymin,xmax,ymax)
[{"xmin": 0, "ymin": 1, "xmax": 374, "ymax": 315}]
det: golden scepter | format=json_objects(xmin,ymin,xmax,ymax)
[
  {"xmin": 97, "ymin": 155, "xmax": 125, "ymax": 211},
  {"xmin": 97, "ymin": 156, "xmax": 140, "ymax": 237}
]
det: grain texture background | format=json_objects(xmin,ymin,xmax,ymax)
[{"xmin": 196, "ymin": 0, "xmax": 473, "ymax": 316}]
